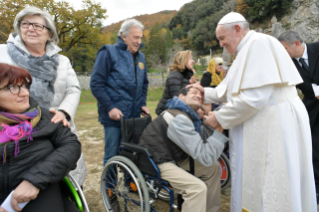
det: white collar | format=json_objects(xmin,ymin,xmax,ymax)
[
  {"xmin": 296, "ymin": 44, "xmax": 308, "ymax": 61},
  {"xmin": 236, "ymin": 30, "xmax": 255, "ymax": 53}
]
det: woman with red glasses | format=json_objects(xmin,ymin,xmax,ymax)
[{"xmin": 0, "ymin": 63, "xmax": 81, "ymax": 212}]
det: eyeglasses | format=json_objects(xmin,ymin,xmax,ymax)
[
  {"xmin": 19, "ymin": 20, "xmax": 51, "ymax": 31},
  {"xmin": 0, "ymin": 84, "xmax": 31, "ymax": 95},
  {"xmin": 218, "ymin": 63, "xmax": 223, "ymax": 66}
]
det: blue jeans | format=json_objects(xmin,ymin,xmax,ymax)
[{"xmin": 103, "ymin": 126, "xmax": 121, "ymax": 166}]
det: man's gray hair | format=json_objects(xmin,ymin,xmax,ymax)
[
  {"xmin": 13, "ymin": 6, "xmax": 59, "ymax": 45},
  {"xmin": 278, "ymin": 30, "xmax": 304, "ymax": 46},
  {"xmin": 118, "ymin": 19, "xmax": 144, "ymax": 37},
  {"xmin": 221, "ymin": 21, "xmax": 250, "ymax": 32}
]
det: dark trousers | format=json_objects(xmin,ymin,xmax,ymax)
[
  {"xmin": 311, "ymin": 115, "xmax": 319, "ymax": 195},
  {"xmin": 23, "ymin": 183, "xmax": 80, "ymax": 212}
]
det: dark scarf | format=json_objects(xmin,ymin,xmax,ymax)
[
  {"xmin": 7, "ymin": 34, "xmax": 59, "ymax": 109},
  {"xmin": 166, "ymin": 96, "xmax": 201, "ymax": 136}
]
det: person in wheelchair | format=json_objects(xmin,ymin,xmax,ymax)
[
  {"xmin": 139, "ymin": 87, "xmax": 228, "ymax": 212},
  {"xmin": 0, "ymin": 64, "xmax": 81, "ymax": 212}
]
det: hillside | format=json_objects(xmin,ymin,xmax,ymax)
[{"xmin": 102, "ymin": 10, "xmax": 178, "ymax": 34}]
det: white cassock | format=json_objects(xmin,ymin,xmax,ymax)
[{"xmin": 205, "ymin": 30, "xmax": 317, "ymax": 212}]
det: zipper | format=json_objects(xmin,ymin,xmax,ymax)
[{"xmin": 2, "ymin": 144, "xmax": 10, "ymax": 201}]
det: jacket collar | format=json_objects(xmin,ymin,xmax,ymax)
[
  {"xmin": 117, "ymin": 36, "xmax": 144, "ymax": 51},
  {"xmin": 7, "ymin": 33, "xmax": 61, "ymax": 57}
]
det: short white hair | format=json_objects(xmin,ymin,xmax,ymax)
[
  {"xmin": 118, "ymin": 19, "xmax": 144, "ymax": 37},
  {"xmin": 13, "ymin": 6, "xmax": 59, "ymax": 44},
  {"xmin": 221, "ymin": 21, "xmax": 250, "ymax": 32}
]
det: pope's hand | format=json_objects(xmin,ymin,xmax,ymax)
[
  {"xmin": 205, "ymin": 111, "xmax": 223, "ymax": 133},
  {"xmin": 186, "ymin": 82, "xmax": 204, "ymax": 94},
  {"xmin": 109, "ymin": 108, "xmax": 124, "ymax": 121},
  {"xmin": 316, "ymin": 96, "xmax": 319, "ymax": 100},
  {"xmin": 11, "ymin": 180, "xmax": 39, "ymax": 211}
]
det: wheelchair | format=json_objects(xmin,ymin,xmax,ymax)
[
  {"xmin": 60, "ymin": 174, "xmax": 90, "ymax": 212},
  {"xmin": 101, "ymin": 116, "xmax": 180, "ymax": 212},
  {"xmin": 100, "ymin": 116, "xmax": 229, "ymax": 212}
]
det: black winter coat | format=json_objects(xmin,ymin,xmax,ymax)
[
  {"xmin": 155, "ymin": 69, "xmax": 193, "ymax": 115},
  {"xmin": 0, "ymin": 98, "xmax": 81, "ymax": 204}
]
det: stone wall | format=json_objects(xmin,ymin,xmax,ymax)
[
  {"xmin": 78, "ymin": 76, "xmax": 165, "ymax": 90},
  {"xmin": 278, "ymin": 0, "xmax": 319, "ymax": 42}
]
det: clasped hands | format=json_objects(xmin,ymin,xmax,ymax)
[{"xmin": 186, "ymin": 83, "xmax": 223, "ymax": 133}]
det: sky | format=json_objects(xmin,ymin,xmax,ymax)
[{"xmin": 65, "ymin": 0, "xmax": 193, "ymax": 26}]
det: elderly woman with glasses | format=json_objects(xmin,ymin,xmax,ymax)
[
  {"xmin": 0, "ymin": 63, "xmax": 81, "ymax": 212},
  {"xmin": 0, "ymin": 6, "xmax": 86, "ymax": 187}
]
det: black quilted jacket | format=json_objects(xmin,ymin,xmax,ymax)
[
  {"xmin": 155, "ymin": 68, "xmax": 193, "ymax": 115},
  {"xmin": 0, "ymin": 98, "xmax": 81, "ymax": 204}
]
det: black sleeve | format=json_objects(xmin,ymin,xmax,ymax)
[
  {"xmin": 200, "ymin": 72, "xmax": 212, "ymax": 87},
  {"xmin": 22, "ymin": 122, "xmax": 81, "ymax": 190},
  {"xmin": 166, "ymin": 72, "xmax": 184, "ymax": 98}
]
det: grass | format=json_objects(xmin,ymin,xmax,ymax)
[{"xmin": 77, "ymin": 87, "xmax": 164, "ymax": 119}]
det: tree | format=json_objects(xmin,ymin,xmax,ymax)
[
  {"xmin": 0, "ymin": 0, "xmax": 107, "ymax": 52},
  {"xmin": 165, "ymin": 29, "xmax": 173, "ymax": 52},
  {"xmin": 243, "ymin": 0, "xmax": 293, "ymax": 22},
  {"xmin": 145, "ymin": 23, "xmax": 166, "ymax": 67}
]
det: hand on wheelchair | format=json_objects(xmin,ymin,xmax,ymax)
[
  {"xmin": 109, "ymin": 108, "xmax": 124, "ymax": 120},
  {"xmin": 11, "ymin": 180, "xmax": 39, "ymax": 211},
  {"xmin": 141, "ymin": 106, "xmax": 150, "ymax": 117}
]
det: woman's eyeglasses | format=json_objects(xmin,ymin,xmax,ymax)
[
  {"xmin": 218, "ymin": 63, "xmax": 223, "ymax": 66},
  {"xmin": 0, "ymin": 84, "xmax": 31, "ymax": 94},
  {"xmin": 19, "ymin": 20, "xmax": 51, "ymax": 31}
]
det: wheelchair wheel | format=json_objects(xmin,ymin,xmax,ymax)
[
  {"xmin": 101, "ymin": 156, "xmax": 150, "ymax": 212},
  {"xmin": 218, "ymin": 152, "xmax": 231, "ymax": 191}
]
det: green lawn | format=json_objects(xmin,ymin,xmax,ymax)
[{"xmin": 78, "ymin": 87, "xmax": 164, "ymax": 119}]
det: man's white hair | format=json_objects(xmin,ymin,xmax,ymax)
[
  {"xmin": 118, "ymin": 19, "xmax": 144, "ymax": 37},
  {"xmin": 221, "ymin": 21, "xmax": 250, "ymax": 31}
]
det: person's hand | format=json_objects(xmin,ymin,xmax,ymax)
[
  {"xmin": 316, "ymin": 96, "xmax": 319, "ymax": 100},
  {"xmin": 205, "ymin": 111, "xmax": 223, "ymax": 133},
  {"xmin": 141, "ymin": 106, "xmax": 150, "ymax": 117},
  {"xmin": 109, "ymin": 108, "xmax": 123, "ymax": 121},
  {"xmin": 50, "ymin": 109, "xmax": 70, "ymax": 127},
  {"xmin": 0, "ymin": 206, "xmax": 8, "ymax": 212},
  {"xmin": 189, "ymin": 76, "xmax": 197, "ymax": 84},
  {"xmin": 11, "ymin": 180, "xmax": 39, "ymax": 211},
  {"xmin": 197, "ymin": 108, "xmax": 204, "ymax": 119},
  {"xmin": 186, "ymin": 82, "xmax": 204, "ymax": 94}
]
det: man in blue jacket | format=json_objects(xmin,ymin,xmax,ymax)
[{"xmin": 90, "ymin": 19, "xmax": 149, "ymax": 168}]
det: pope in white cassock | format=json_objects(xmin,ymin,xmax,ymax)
[{"xmin": 192, "ymin": 12, "xmax": 317, "ymax": 212}]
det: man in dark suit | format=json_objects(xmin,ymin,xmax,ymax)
[{"xmin": 279, "ymin": 30, "xmax": 319, "ymax": 201}]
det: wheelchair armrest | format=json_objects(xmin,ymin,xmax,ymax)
[{"xmin": 121, "ymin": 142, "xmax": 153, "ymax": 157}]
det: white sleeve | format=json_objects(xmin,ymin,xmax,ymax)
[
  {"xmin": 215, "ymin": 85, "xmax": 274, "ymax": 129},
  {"xmin": 57, "ymin": 56, "xmax": 81, "ymax": 120},
  {"xmin": 204, "ymin": 87, "xmax": 227, "ymax": 104}
]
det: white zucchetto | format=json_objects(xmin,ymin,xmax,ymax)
[{"xmin": 218, "ymin": 12, "xmax": 246, "ymax": 25}]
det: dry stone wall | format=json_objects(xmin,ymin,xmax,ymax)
[{"xmin": 280, "ymin": 0, "xmax": 319, "ymax": 42}]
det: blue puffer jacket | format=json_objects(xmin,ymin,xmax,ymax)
[{"xmin": 90, "ymin": 37, "xmax": 149, "ymax": 127}]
